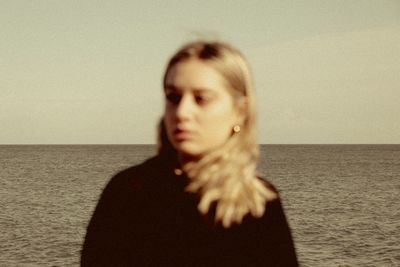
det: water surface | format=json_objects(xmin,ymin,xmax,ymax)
[{"xmin": 1, "ymin": 145, "xmax": 399, "ymax": 266}]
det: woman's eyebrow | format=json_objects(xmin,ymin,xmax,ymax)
[
  {"xmin": 193, "ymin": 88, "xmax": 215, "ymax": 95},
  {"xmin": 164, "ymin": 84, "xmax": 180, "ymax": 92},
  {"xmin": 165, "ymin": 85, "xmax": 214, "ymax": 94}
]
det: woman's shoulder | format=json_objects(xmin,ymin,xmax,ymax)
[
  {"xmin": 256, "ymin": 176, "xmax": 280, "ymax": 198},
  {"xmin": 104, "ymin": 156, "xmax": 162, "ymax": 192},
  {"xmin": 114, "ymin": 156, "xmax": 159, "ymax": 177}
]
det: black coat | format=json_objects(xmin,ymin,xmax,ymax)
[{"xmin": 81, "ymin": 155, "xmax": 298, "ymax": 266}]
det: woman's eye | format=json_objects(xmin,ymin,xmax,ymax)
[
  {"xmin": 195, "ymin": 95, "xmax": 210, "ymax": 105},
  {"xmin": 166, "ymin": 92, "xmax": 181, "ymax": 105}
]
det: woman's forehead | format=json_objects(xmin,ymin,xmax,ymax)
[{"xmin": 165, "ymin": 59, "xmax": 228, "ymax": 93}]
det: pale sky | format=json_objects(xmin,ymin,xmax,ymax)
[{"xmin": 1, "ymin": 0, "xmax": 400, "ymax": 144}]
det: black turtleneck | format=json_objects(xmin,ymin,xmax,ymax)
[{"xmin": 81, "ymin": 155, "xmax": 298, "ymax": 267}]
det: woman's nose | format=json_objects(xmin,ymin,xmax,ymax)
[{"xmin": 175, "ymin": 95, "xmax": 194, "ymax": 120}]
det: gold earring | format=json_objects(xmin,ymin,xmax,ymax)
[{"xmin": 233, "ymin": 125, "xmax": 241, "ymax": 133}]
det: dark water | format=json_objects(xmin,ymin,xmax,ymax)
[{"xmin": 1, "ymin": 145, "xmax": 399, "ymax": 266}]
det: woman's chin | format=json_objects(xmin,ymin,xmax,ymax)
[{"xmin": 173, "ymin": 143, "xmax": 204, "ymax": 160}]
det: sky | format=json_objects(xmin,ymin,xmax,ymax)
[{"xmin": 1, "ymin": 0, "xmax": 400, "ymax": 144}]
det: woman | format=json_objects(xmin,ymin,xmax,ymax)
[{"xmin": 81, "ymin": 41, "xmax": 298, "ymax": 266}]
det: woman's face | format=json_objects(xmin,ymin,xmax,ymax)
[{"xmin": 164, "ymin": 59, "xmax": 242, "ymax": 159}]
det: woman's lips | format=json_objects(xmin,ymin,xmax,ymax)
[{"xmin": 173, "ymin": 129, "xmax": 193, "ymax": 141}]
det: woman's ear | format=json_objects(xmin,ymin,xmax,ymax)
[{"xmin": 235, "ymin": 98, "xmax": 247, "ymax": 125}]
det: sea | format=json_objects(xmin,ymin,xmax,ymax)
[{"xmin": 0, "ymin": 145, "xmax": 399, "ymax": 267}]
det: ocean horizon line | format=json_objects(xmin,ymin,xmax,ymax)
[{"xmin": 1, "ymin": 143, "xmax": 399, "ymax": 146}]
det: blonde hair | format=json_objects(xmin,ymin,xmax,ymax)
[{"xmin": 158, "ymin": 41, "xmax": 277, "ymax": 228}]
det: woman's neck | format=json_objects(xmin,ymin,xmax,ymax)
[{"xmin": 178, "ymin": 153, "xmax": 201, "ymax": 168}]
